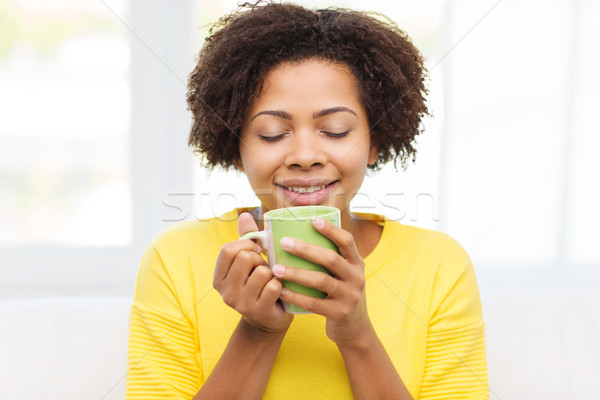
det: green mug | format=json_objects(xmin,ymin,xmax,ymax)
[{"xmin": 239, "ymin": 206, "xmax": 341, "ymax": 314}]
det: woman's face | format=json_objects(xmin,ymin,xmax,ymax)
[{"xmin": 238, "ymin": 59, "xmax": 378, "ymax": 215}]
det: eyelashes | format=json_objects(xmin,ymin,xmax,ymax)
[
  {"xmin": 323, "ymin": 130, "xmax": 350, "ymax": 138},
  {"xmin": 258, "ymin": 130, "xmax": 350, "ymax": 142},
  {"xmin": 259, "ymin": 134, "xmax": 286, "ymax": 142}
]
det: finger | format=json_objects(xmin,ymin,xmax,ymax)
[
  {"xmin": 279, "ymin": 236, "xmax": 349, "ymax": 278},
  {"xmin": 244, "ymin": 265, "xmax": 274, "ymax": 301},
  {"xmin": 214, "ymin": 241, "xmax": 263, "ymax": 284},
  {"xmin": 311, "ymin": 217, "xmax": 361, "ymax": 262},
  {"xmin": 273, "ymin": 264, "xmax": 340, "ymax": 297},
  {"xmin": 227, "ymin": 250, "xmax": 266, "ymax": 289},
  {"xmin": 238, "ymin": 211, "xmax": 265, "ymax": 253},
  {"xmin": 238, "ymin": 212, "xmax": 259, "ymax": 237},
  {"xmin": 257, "ymin": 278, "xmax": 284, "ymax": 307},
  {"xmin": 279, "ymin": 287, "xmax": 335, "ymax": 316}
]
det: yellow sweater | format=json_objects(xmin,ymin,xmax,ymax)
[{"xmin": 127, "ymin": 209, "xmax": 488, "ymax": 399}]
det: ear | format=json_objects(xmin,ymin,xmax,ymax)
[
  {"xmin": 367, "ymin": 143, "xmax": 379, "ymax": 166},
  {"xmin": 234, "ymin": 156, "xmax": 244, "ymax": 172}
]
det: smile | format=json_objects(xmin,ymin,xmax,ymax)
[
  {"xmin": 284, "ymin": 185, "xmax": 327, "ymax": 194},
  {"xmin": 276, "ymin": 180, "xmax": 338, "ymax": 206}
]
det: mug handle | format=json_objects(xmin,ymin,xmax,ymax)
[
  {"xmin": 239, "ymin": 230, "xmax": 268, "ymax": 248},
  {"xmin": 239, "ymin": 230, "xmax": 297, "ymax": 314}
]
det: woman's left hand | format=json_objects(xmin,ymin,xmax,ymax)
[{"xmin": 273, "ymin": 217, "xmax": 372, "ymax": 347}]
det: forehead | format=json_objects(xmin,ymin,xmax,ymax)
[{"xmin": 250, "ymin": 59, "xmax": 364, "ymax": 111}]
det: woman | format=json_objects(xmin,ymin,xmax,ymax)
[{"xmin": 127, "ymin": 2, "xmax": 488, "ymax": 399}]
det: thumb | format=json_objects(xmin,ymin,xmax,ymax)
[{"xmin": 238, "ymin": 212, "xmax": 259, "ymax": 237}]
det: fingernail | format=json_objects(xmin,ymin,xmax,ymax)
[
  {"xmin": 312, "ymin": 217, "xmax": 325, "ymax": 229},
  {"xmin": 273, "ymin": 264, "xmax": 285, "ymax": 277},
  {"xmin": 280, "ymin": 288, "xmax": 286, "ymax": 298},
  {"xmin": 280, "ymin": 237, "xmax": 294, "ymax": 250}
]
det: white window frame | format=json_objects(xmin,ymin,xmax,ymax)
[{"xmin": 0, "ymin": 0, "xmax": 196, "ymax": 298}]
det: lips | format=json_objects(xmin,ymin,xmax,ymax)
[
  {"xmin": 283, "ymin": 184, "xmax": 328, "ymax": 194},
  {"xmin": 276, "ymin": 179, "xmax": 339, "ymax": 206}
]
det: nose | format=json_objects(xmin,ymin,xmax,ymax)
[{"xmin": 284, "ymin": 133, "xmax": 327, "ymax": 169}]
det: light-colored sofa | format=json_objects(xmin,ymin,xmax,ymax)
[
  {"xmin": 1, "ymin": 289, "xmax": 599, "ymax": 400},
  {"xmin": 0, "ymin": 297, "xmax": 129, "ymax": 400}
]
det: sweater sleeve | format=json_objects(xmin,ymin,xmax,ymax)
[
  {"xmin": 418, "ymin": 247, "xmax": 489, "ymax": 399},
  {"xmin": 126, "ymin": 245, "xmax": 202, "ymax": 399}
]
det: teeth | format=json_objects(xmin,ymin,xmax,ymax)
[{"xmin": 285, "ymin": 185, "xmax": 327, "ymax": 194}]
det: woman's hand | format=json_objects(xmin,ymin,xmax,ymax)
[
  {"xmin": 213, "ymin": 212, "xmax": 293, "ymax": 334},
  {"xmin": 273, "ymin": 217, "xmax": 372, "ymax": 347}
]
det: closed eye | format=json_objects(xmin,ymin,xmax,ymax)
[
  {"xmin": 323, "ymin": 130, "xmax": 350, "ymax": 138},
  {"xmin": 259, "ymin": 133, "xmax": 287, "ymax": 142}
]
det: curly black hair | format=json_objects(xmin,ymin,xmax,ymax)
[{"xmin": 187, "ymin": 1, "xmax": 429, "ymax": 171}]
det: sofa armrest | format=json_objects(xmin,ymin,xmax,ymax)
[
  {"xmin": 482, "ymin": 288, "xmax": 600, "ymax": 400},
  {"xmin": 0, "ymin": 297, "xmax": 131, "ymax": 400}
]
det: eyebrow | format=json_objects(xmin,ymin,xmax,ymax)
[
  {"xmin": 250, "ymin": 110, "xmax": 292, "ymax": 122},
  {"xmin": 249, "ymin": 106, "xmax": 357, "ymax": 122}
]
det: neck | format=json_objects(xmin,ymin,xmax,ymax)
[{"xmin": 339, "ymin": 207, "xmax": 363, "ymax": 237}]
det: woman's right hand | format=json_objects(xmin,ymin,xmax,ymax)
[{"xmin": 213, "ymin": 212, "xmax": 293, "ymax": 333}]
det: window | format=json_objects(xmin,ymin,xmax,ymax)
[
  {"xmin": 0, "ymin": 0, "xmax": 131, "ymax": 247},
  {"xmin": 0, "ymin": 0, "xmax": 196, "ymax": 298},
  {"xmin": 2, "ymin": 0, "xmax": 597, "ymax": 299},
  {"xmin": 440, "ymin": 0, "xmax": 600, "ymax": 288}
]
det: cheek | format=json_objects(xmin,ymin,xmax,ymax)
[
  {"xmin": 240, "ymin": 149, "xmax": 280, "ymax": 186},
  {"xmin": 238, "ymin": 140, "xmax": 254, "ymax": 166},
  {"xmin": 333, "ymin": 140, "xmax": 372, "ymax": 169}
]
